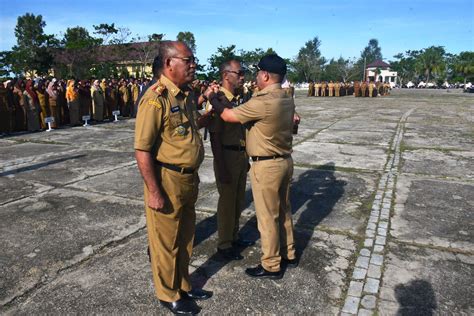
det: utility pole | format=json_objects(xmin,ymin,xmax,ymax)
[{"xmin": 362, "ymin": 56, "xmax": 366, "ymax": 82}]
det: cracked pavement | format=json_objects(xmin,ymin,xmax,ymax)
[{"xmin": 0, "ymin": 89, "xmax": 472, "ymax": 315}]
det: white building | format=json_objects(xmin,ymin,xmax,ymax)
[{"xmin": 365, "ymin": 60, "xmax": 398, "ymax": 88}]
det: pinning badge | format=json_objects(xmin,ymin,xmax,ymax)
[{"xmin": 176, "ymin": 125, "xmax": 186, "ymax": 136}]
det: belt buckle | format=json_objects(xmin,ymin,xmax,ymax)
[{"xmin": 180, "ymin": 167, "xmax": 185, "ymax": 174}]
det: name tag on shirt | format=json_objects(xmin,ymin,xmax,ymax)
[{"xmin": 171, "ymin": 105, "xmax": 180, "ymax": 113}]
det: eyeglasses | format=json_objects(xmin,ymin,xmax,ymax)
[
  {"xmin": 171, "ymin": 56, "xmax": 196, "ymax": 64},
  {"xmin": 225, "ymin": 70, "xmax": 245, "ymax": 76}
]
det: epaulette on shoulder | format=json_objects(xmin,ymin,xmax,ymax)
[{"xmin": 151, "ymin": 81, "xmax": 167, "ymax": 96}]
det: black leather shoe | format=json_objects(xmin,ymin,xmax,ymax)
[
  {"xmin": 160, "ymin": 298, "xmax": 201, "ymax": 315},
  {"xmin": 232, "ymin": 239, "xmax": 256, "ymax": 247},
  {"xmin": 181, "ymin": 288, "xmax": 213, "ymax": 300},
  {"xmin": 245, "ymin": 264, "xmax": 282, "ymax": 279},
  {"xmin": 217, "ymin": 247, "xmax": 243, "ymax": 260},
  {"xmin": 282, "ymin": 257, "xmax": 299, "ymax": 268}
]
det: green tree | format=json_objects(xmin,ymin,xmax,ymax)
[
  {"xmin": 454, "ymin": 51, "xmax": 474, "ymax": 85},
  {"xmin": 176, "ymin": 31, "xmax": 196, "ymax": 54},
  {"xmin": 292, "ymin": 36, "xmax": 325, "ymax": 81},
  {"xmin": 355, "ymin": 38, "xmax": 383, "ymax": 80},
  {"xmin": 415, "ymin": 46, "xmax": 446, "ymax": 82},
  {"xmin": 360, "ymin": 39, "xmax": 383, "ymax": 64},
  {"xmin": 322, "ymin": 57, "xmax": 356, "ymax": 82},
  {"xmin": 56, "ymin": 26, "xmax": 101, "ymax": 78},
  {"xmin": 131, "ymin": 33, "xmax": 164, "ymax": 78},
  {"xmin": 390, "ymin": 50, "xmax": 420, "ymax": 85},
  {"xmin": 10, "ymin": 13, "xmax": 57, "ymax": 76},
  {"xmin": 207, "ymin": 45, "xmax": 240, "ymax": 80},
  {"xmin": 93, "ymin": 23, "xmax": 118, "ymax": 45},
  {"xmin": 239, "ymin": 48, "xmax": 276, "ymax": 67}
]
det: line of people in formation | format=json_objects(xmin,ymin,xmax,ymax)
[
  {"xmin": 0, "ymin": 77, "xmax": 154, "ymax": 134},
  {"xmin": 0, "ymin": 76, "xmax": 263, "ymax": 135},
  {"xmin": 307, "ymin": 80, "xmax": 391, "ymax": 97}
]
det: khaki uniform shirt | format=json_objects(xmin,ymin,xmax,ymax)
[
  {"xmin": 210, "ymin": 87, "xmax": 245, "ymax": 147},
  {"xmin": 134, "ymin": 75, "xmax": 204, "ymax": 169},
  {"xmin": 232, "ymin": 83, "xmax": 294, "ymax": 157}
]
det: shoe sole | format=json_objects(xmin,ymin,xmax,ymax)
[{"xmin": 245, "ymin": 273, "xmax": 283, "ymax": 280}]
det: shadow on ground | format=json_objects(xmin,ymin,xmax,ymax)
[
  {"xmin": 395, "ymin": 279, "xmax": 437, "ymax": 316},
  {"xmin": 190, "ymin": 162, "xmax": 346, "ymax": 287}
]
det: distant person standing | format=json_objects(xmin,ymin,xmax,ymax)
[
  {"xmin": 91, "ymin": 80, "xmax": 105, "ymax": 121},
  {"xmin": 66, "ymin": 80, "xmax": 80, "ymax": 126},
  {"xmin": 23, "ymin": 79, "xmax": 41, "ymax": 132}
]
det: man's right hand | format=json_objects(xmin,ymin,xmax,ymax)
[{"xmin": 147, "ymin": 191, "xmax": 165, "ymax": 212}]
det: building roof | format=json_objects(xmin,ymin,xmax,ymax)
[{"xmin": 366, "ymin": 59, "xmax": 391, "ymax": 69}]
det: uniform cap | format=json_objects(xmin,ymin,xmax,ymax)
[{"xmin": 255, "ymin": 54, "xmax": 287, "ymax": 76}]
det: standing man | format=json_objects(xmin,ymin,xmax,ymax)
[
  {"xmin": 134, "ymin": 41, "xmax": 212, "ymax": 315},
  {"xmin": 206, "ymin": 54, "xmax": 297, "ymax": 279},
  {"xmin": 209, "ymin": 59, "xmax": 254, "ymax": 261},
  {"xmin": 314, "ymin": 81, "xmax": 321, "ymax": 97},
  {"xmin": 328, "ymin": 81, "xmax": 334, "ymax": 97}
]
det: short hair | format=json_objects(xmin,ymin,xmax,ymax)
[
  {"xmin": 269, "ymin": 72, "xmax": 283, "ymax": 83},
  {"xmin": 219, "ymin": 59, "xmax": 240, "ymax": 77},
  {"xmin": 152, "ymin": 41, "xmax": 181, "ymax": 78}
]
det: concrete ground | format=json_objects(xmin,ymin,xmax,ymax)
[{"xmin": 0, "ymin": 89, "xmax": 472, "ymax": 315}]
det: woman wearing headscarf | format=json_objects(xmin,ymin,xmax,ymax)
[
  {"xmin": 36, "ymin": 80, "xmax": 50, "ymax": 129},
  {"xmin": 78, "ymin": 80, "xmax": 91, "ymax": 118},
  {"xmin": 3, "ymin": 80, "xmax": 15, "ymax": 132},
  {"xmin": 47, "ymin": 79, "xmax": 60, "ymax": 128},
  {"xmin": 66, "ymin": 79, "xmax": 80, "ymax": 126},
  {"xmin": 91, "ymin": 79, "xmax": 105, "ymax": 121},
  {"xmin": 23, "ymin": 79, "xmax": 41, "ymax": 131},
  {"xmin": 0, "ymin": 81, "xmax": 9, "ymax": 133},
  {"xmin": 12, "ymin": 79, "xmax": 26, "ymax": 131}
]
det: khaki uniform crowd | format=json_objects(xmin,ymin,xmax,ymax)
[
  {"xmin": 307, "ymin": 80, "xmax": 391, "ymax": 97},
  {"xmin": 0, "ymin": 77, "xmax": 150, "ymax": 134}
]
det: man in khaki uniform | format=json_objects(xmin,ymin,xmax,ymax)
[
  {"xmin": 320, "ymin": 81, "xmax": 327, "ymax": 97},
  {"xmin": 307, "ymin": 80, "xmax": 314, "ymax": 97},
  {"xmin": 360, "ymin": 81, "xmax": 368, "ymax": 97},
  {"xmin": 328, "ymin": 81, "xmax": 335, "ymax": 97},
  {"xmin": 134, "ymin": 41, "xmax": 212, "ymax": 315},
  {"xmin": 209, "ymin": 59, "xmax": 254, "ymax": 261},
  {"xmin": 334, "ymin": 81, "xmax": 341, "ymax": 97},
  {"xmin": 353, "ymin": 81, "xmax": 360, "ymax": 97},
  {"xmin": 314, "ymin": 81, "xmax": 321, "ymax": 97},
  {"xmin": 368, "ymin": 80, "xmax": 375, "ymax": 97},
  {"xmin": 207, "ymin": 54, "xmax": 297, "ymax": 279}
]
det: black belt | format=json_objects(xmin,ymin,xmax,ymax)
[
  {"xmin": 251, "ymin": 154, "xmax": 291, "ymax": 161},
  {"xmin": 155, "ymin": 161, "xmax": 195, "ymax": 174},
  {"xmin": 222, "ymin": 145, "xmax": 246, "ymax": 151}
]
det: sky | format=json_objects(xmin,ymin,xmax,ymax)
[{"xmin": 0, "ymin": 0, "xmax": 473, "ymax": 66}]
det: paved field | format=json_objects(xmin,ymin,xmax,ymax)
[{"xmin": 0, "ymin": 89, "xmax": 472, "ymax": 315}]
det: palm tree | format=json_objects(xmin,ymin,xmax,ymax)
[
  {"xmin": 454, "ymin": 51, "xmax": 474, "ymax": 85},
  {"xmin": 415, "ymin": 46, "xmax": 445, "ymax": 82}
]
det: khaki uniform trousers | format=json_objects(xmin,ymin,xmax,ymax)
[
  {"xmin": 250, "ymin": 157, "xmax": 295, "ymax": 272},
  {"xmin": 321, "ymin": 86, "xmax": 326, "ymax": 97},
  {"xmin": 144, "ymin": 166, "xmax": 199, "ymax": 302},
  {"xmin": 328, "ymin": 85, "xmax": 334, "ymax": 97},
  {"xmin": 214, "ymin": 149, "xmax": 248, "ymax": 250}
]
